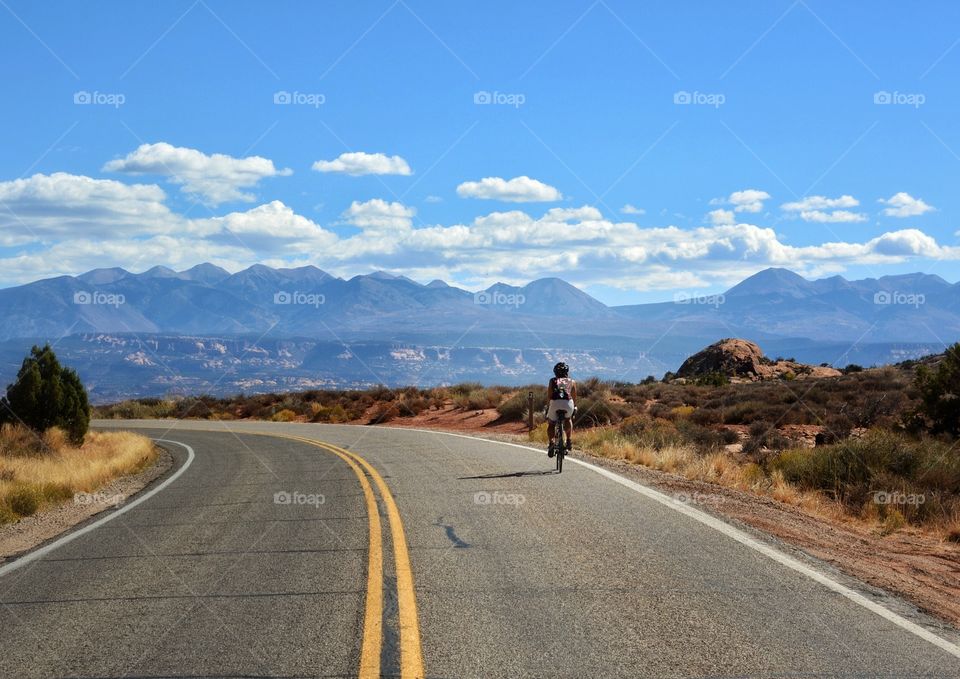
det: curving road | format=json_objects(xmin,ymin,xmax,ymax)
[{"xmin": 1, "ymin": 419, "xmax": 959, "ymax": 678}]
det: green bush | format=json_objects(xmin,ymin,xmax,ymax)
[
  {"xmin": 771, "ymin": 430, "xmax": 960, "ymax": 515},
  {"xmin": 496, "ymin": 389, "xmax": 547, "ymax": 422},
  {"xmin": 695, "ymin": 372, "xmax": 729, "ymax": 387},
  {"xmin": 7, "ymin": 484, "xmax": 42, "ymax": 517},
  {"xmin": 0, "ymin": 345, "xmax": 90, "ymax": 444},
  {"xmin": 915, "ymin": 343, "xmax": 960, "ymax": 436}
]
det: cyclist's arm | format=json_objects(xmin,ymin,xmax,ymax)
[
  {"xmin": 545, "ymin": 379, "xmax": 553, "ymax": 402},
  {"xmin": 571, "ymin": 382, "xmax": 578, "ymax": 401}
]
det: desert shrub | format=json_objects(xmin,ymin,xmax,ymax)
[
  {"xmin": 573, "ymin": 394, "xmax": 631, "ymax": 427},
  {"xmin": 577, "ymin": 377, "xmax": 604, "ymax": 399},
  {"xmin": 915, "ymin": 343, "xmax": 960, "ymax": 436},
  {"xmin": 497, "ymin": 389, "xmax": 547, "ymax": 422},
  {"xmin": 689, "ymin": 407, "xmax": 722, "ymax": 425},
  {"xmin": 695, "ymin": 372, "xmax": 729, "ymax": 387},
  {"xmin": 843, "ymin": 364, "xmax": 864, "ymax": 374},
  {"xmin": 448, "ymin": 382, "xmax": 483, "ymax": 397},
  {"xmin": 0, "ymin": 503, "xmax": 17, "ymax": 525},
  {"xmin": 0, "ymin": 345, "xmax": 90, "ymax": 444},
  {"xmin": 618, "ymin": 416, "xmax": 683, "ymax": 451},
  {"xmin": 647, "ymin": 402, "xmax": 673, "ymax": 420},
  {"xmin": 6, "ymin": 484, "xmax": 42, "ymax": 517},
  {"xmin": 675, "ymin": 420, "xmax": 731, "ymax": 453},
  {"xmin": 367, "ymin": 402, "xmax": 399, "ymax": 424},
  {"xmin": 271, "ymin": 409, "xmax": 297, "ymax": 422},
  {"xmin": 454, "ymin": 388, "xmax": 503, "ymax": 411},
  {"xmin": 396, "ymin": 397, "xmax": 430, "ymax": 417},
  {"xmin": 772, "ymin": 430, "xmax": 960, "ymax": 522}
]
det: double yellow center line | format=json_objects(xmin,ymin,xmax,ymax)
[{"xmin": 261, "ymin": 433, "xmax": 425, "ymax": 679}]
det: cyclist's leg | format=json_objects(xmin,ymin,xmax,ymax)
[
  {"xmin": 563, "ymin": 417, "xmax": 573, "ymax": 449},
  {"xmin": 546, "ymin": 402, "xmax": 557, "ymax": 456}
]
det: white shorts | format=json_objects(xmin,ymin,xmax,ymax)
[{"xmin": 547, "ymin": 399, "xmax": 574, "ymax": 423}]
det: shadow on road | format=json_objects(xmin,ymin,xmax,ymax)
[{"xmin": 457, "ymin": 470, "xmax": 556, "ymax": 480}]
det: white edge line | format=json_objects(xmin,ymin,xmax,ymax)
[
  {"xmin": 374, "ymin": 425, "xmax": 960, "ymax": 659},
  {"xmin": 0, "ymin": 438, "xmax": 195, "ymax": 578}
]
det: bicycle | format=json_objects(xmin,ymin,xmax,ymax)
[{"xmin": 551, "ymin": 408, "xmax": 568, "ymax": 473}]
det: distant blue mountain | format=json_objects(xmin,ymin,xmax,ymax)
[{"xmin": 0, "ymin": 264, "xmax": 956, "ymax": 400}]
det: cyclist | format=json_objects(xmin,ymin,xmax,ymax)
[{"xmin": 546, "ymin": 362, "xmax": 577, "ymax": 458}]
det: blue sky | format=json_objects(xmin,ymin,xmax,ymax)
[{"xmin": 1, "ymin": 0, "xmax": 958, "ymax": 304}]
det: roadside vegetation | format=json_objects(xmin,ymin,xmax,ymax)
[
  {"xmin": 0, "ymin": 345, "xmax": 156, "ymax": 526},
  {"xmin": 96, "ymin": 345, "xmax": 960, "ymax": 540}
]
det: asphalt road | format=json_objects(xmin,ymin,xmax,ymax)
[{"xmin": 1, "ymin": 419, "xmax": 959, "ymax": 678}]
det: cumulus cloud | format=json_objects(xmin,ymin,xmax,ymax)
[
  {"xmin": 782, "ymin": 195, "xmax": 859, "ymax": 211},
  {"xmin": 456, "ymin": 176, "xmax": 563, "ymax": 203},
  {"xmin": 879, "ymin": 192, "xmax": 935, "ymax": 218},
  {"xmin": 342, "ymin": 199, "xmax": 416, "ymax": 230},
  {"xmin": 189, "ymin": 200, "xmax": 337, "ymax": 250},
  {"xmin": 711, "ymin": 189, "xmax": 770, "ymax": 214},
  {"xmin": 3, "ymin": 170, "xmax": 959, "ymax": 294},
  {"xmin": 796, "ymin": 210, "xmax": 868, "ymax": 223},
  {"xmin": 620, "ymin": 204, "xmax": 645, "ymax": 215},
  {"xmin": 782, "ymin": 195, "xmax": 866, "ymax": 223},
  {"xmin": 312, "ymin": 152, "xmax": 412, "ymax": 176},
  {"xmin": 0, "ymin": 172, "xmax": 175, "ymax": 237},
  {"xmin": 707, "ymin": 209, "xmax": 735, "ymax": 226},
  {"xmin": 103, "ymin": 142, "xmax": 292, "ymax": 205}
]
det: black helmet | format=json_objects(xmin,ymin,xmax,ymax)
[{"xmin": 553, "ymin": 362, "xmax": 569, "ymax": 377}]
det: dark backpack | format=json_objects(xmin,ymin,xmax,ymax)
[{"xmin": 551, "ymin": 377, "xmax": 572, "ymax": 400}]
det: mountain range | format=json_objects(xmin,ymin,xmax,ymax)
[{"xmin": 0, "ymin": 264, "xmax": 954, "ymax": 401}]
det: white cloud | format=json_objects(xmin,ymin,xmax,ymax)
[
  {"xmin": 781, "ymin": 195, "xmax": 859, "ymax": 211},
  {"xmin": 620, "ymin": 204, "xmax": 645, "ymax": 215},
  {"xmin": 782, "ymin": 195, "xmax": 865, "ymax": 222},
  {"xmin": 312, "ymin": 152, "xmax": 412, "ymax": 176},
  {"xmin": 2, "ymin": 171, "xmax": 959, "ymax": 295},
  {"xmin": 0, "ymin": 172, "xmax": 175, "ymax": 237},
  {"xmin": 711, "ymin": 189, "xmax": 770, "ymax": 213},
  {"xmin": 456, "ymin": 176, "xmax": 563, "ymax": 203},
  {"xmin": 103, "ymin": 142, "xmax": 291, "ymax": 205},
  {"xmin": 342, "ymin": 199, "xmax": 416, "ymax": 230},
  {"xmin": 424, "ymin": 195, "xmax": 443, "ymax": 203},
  {"xmin": 708, "ymin": 209, "xmax": 735, "ymax": 226},
  {"xmin": 797, "ymin": 209, "xmax": 868, "ymax": 223},
  {"xmin": 879, "ymin": 192, "xmax": 935, "ymax": 217},
  {"xmin": 190, "ymin": 200, "xmax": 337, "ymax": 250}
]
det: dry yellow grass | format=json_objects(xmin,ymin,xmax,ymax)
[
  {"xmin": 0, "ymin": 424, "xmax": 157, "ymax": 523},
  {"xmin": 567, "ymin": 425, "xmax": 923, "ymax": 537}
]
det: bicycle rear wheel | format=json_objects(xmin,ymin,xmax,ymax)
[{"xmin": 556, "ymin": 414, "xmax": 565, "ymax": 473}]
